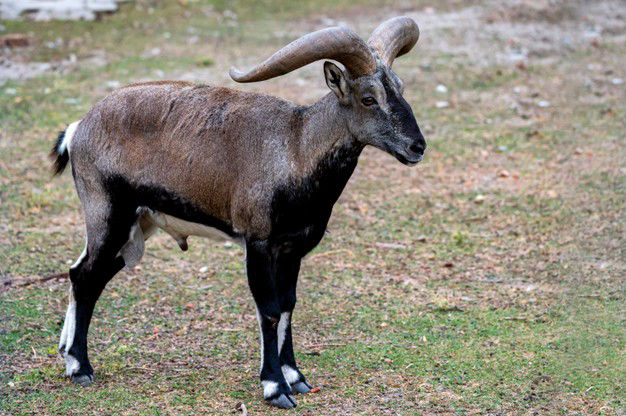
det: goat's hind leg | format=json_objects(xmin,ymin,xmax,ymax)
[{"xmin": 59, "ymin": 200, "xmax": 137, "ymax": 386}]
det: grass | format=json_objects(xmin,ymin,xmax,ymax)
[{"xmin": 1, "ymin": 0, "xmax": 624, "ymax": 414}]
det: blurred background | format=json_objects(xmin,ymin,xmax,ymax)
[{"xmin": 0, "ymin": 1, "xmax": 624, "ymax": 415}]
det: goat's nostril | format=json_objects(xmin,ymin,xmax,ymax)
[{"xmin": 409, "ymin": 144, "xmax": 424, "ymax": 155}]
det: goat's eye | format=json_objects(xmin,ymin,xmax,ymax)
[{"xmin": 361, "ymin": 97, "xmax": 377, "ymax": 106}]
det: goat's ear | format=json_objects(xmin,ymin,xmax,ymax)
[{"xmin": 324, "ymin": 61, "xmax": 350, "ymax": 105}]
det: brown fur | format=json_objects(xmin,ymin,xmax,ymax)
[{"xmin": 70, "ymin": 82, "xmax": 350, "ymax": 239}]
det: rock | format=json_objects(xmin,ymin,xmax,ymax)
[
  {"xmin": 537, "ymin": 100, "xmax": 551, "ymax": 108},
  {"xmin": 497, "ymin": 169, "xmax": 510, "ymax": 178},
  {"xmin": 0, "ymin": 33, "xmax": 29, "ymax": 47},
  {"xmin": 105, "ymin": 80, "xmax": 121, "ymax": 89},
  {"xmin": 0, "ymin": 0, "xmax": 126, "ymax": 21},
  {"xmin": 435, "ymin": 101, "xmax": 449, "ymax": 108},
  {"xmin": 611, "ymin": 78, "xmax": 623, "ymax": 85},
  {"xmin": 199, "ymin": 266, "xmax": 209, "ymax": 273},
  {"xmin": 435, "ymin": 84, "xmax": 448, "ymax": 93},
  {"xmin": 474, "ymin": 194, "xmax": 485, "ymax": 204}
]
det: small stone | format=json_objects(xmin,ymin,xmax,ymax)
[
  {"xmin": 199, "ymin": 266, "xmax": 209, "ymax": 273},
  {"xmin": 435, "ymin": 101, "xmax": 449, "ymax": 108},
  {"xmin": 65, "ymin": 98, "xmax": 78, "ymax": 104},
  {"xmin": 611, "ymin": 78, "xmax": 623, "ymax": 85},
  {"xmin": 0, "ymin": 33, "xmax": 29, "ymax": 48},
  {"xmin": 498, "ymin": 169, "xmax": 510, "ymax": 178},
  {"xmin": 537, "ymin": 100, "xmax": 551, "ymax": 108},
  {"xmin": 435, "ymin": 84, "xmax": 448, "ymax": 94},
  {"xmin": 416, "ymin": 235, "xmax": 427, "ymax": 242},
  {"xmin": 474, "ymin": 194, "xmax": 485, "ymax": 204},
  {"xmin": 106, "ymin": 80, "xmax": 121, "ymax": 89},
  {"xmin": 4, "ymin": 88, "xmax": 17, "ymax": 95}
]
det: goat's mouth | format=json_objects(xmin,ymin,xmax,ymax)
[
  {"xmin": 395, "ymin": 152, "xmax": 423, "ymax": 166},
  {"xmin": 391, "ymin": 147, "xmax": 424, "ymax": 166},
  {"xmin": 379, "ymin": 141, "xmax": 425, "ymax": 166}
]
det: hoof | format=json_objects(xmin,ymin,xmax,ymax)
[
  {"xmin": 269, "ymin": 394, "xmax": 297, "ymax": 409},
  {"xmin": 291, "ymin": 381, "xmax": 313, "ymax": 394},
  {"xmin": 71, "ymin": 374, "xmax": 94, "ymax": 387}
]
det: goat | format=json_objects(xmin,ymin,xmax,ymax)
[{"xmin": 51, "ymin": 16, "xmax": 426, "ymax": 409}]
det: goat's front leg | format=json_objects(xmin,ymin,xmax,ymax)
[
  {"xmin": 246, "ymin": 240, "xmax": 297, "ymax": 409},
  {"xmin": 275, "ymin": 253, "xmax": 314, "ymax": 394}
]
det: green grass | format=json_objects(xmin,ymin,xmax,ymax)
[{"xmin": 1, "ymin": 0, "xmax": 624, "ymax": 414}]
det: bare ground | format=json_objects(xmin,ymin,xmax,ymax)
[{"xmin": 0, "ymin": 0, "xmax": 624, "ymax": 415}]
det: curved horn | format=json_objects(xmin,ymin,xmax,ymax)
[
  {"xmin": 367, "ymin": 16, "xmax": 419, "ymax": 67},
  {"xmin": 229, "ymin": 26, "xmax": 376, "ymax": 83}
]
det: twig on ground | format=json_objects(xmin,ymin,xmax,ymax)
[
  {"xmin": 4, "ymin": 272, "xmax": 69, "ymax": 289},
  {"xmin": 308, "ymin": 249, "xmax": 354, "ymax": 260},
  {"xmin": 503, "ymin": 316, "xmax": 531, "ymax": 322}
]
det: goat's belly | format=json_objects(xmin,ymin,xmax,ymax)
[
  {"xmin": 143, "ymin": 209, "xmax": 242, "ymax": 246},
  {"xmin": 119, "ymin": 208, "xmax": 242, "ymax": 270}
]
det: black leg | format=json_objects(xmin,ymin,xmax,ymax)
[
  {"xmin": 246, "ymin": 239, "xmax": 297, "ymax": 409},
  {"xmin": 59, "ymin": 201, "xmax": 135, "ymax": 386},
  {"xmin": 61, "ymin": 254, "xmax": 124, "ymax": 385},
  {"xmin": 275, "ymin": 253, "xmax": 313, "ymax": 394}
]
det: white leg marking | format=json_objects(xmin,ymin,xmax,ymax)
[
  {"xmin": 62, "ymin": 240, "xmax": 85, "ymax": 360},
  {"xmin": 277, "ymin": 312, "xmax": 290, "ymax": 356},
  {"xmin": 281, "ymin": 365, "xmax": 300, "ymax": 385},
  {"xmin": 59, "ymin": 286, "xmax": 80, "ymax": 376},
  {"xmin": 65, "ymin": 354, "xmax": 80, "ymax": 376},
  {"xmin": 60, "ymin": 120, "xmax": 81, "ymax": 155},
  {"xmin": 261, "ymin": 380, "xmax": 279, "ymax": 399},
  {"xmin": 255, "ymin": 307, "xmax": 265, "ymax": 372},
  {"xmin": 59, "ymin": 289, "xmax": 77, "ymax": 352},
  {"xmin": 70, "ymin": 247, "xmax": 87, "ymax": 270}
]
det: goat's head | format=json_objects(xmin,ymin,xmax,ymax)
[{"xmin": 230, "ymin": 16, "xmax": 426, "ymax": 166}]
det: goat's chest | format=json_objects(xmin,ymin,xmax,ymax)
[{"xmin": 269, "ymin": 159, "xmax": 359, "ymax": 254}]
